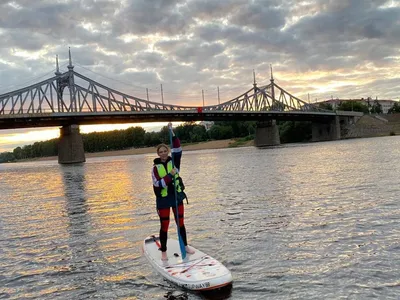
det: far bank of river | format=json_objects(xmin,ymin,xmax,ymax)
[{"xmin": 24, "ymin": 138, "xmax": 254, "ymax": 162}]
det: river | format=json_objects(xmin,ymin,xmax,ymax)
[{"xmin": 0, "ymin": 136, "xmax": 399, "ymax": 299}]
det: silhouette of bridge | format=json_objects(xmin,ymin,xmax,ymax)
[{"xmin": 0, "ymin": 50, "xmax": 361, "ymax": 163}]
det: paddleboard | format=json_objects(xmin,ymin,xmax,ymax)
[{"xmin": 143, "ymin": 235, "xmax": 232, "ymax": 291}]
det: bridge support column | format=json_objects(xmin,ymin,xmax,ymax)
[
  {"xmin": 255, "ymin": 120, "xmax": 280, "ymax": 147},
  {"xmin": 58, "ymin": 125, "xmax": 86, "ymax": 164},
  {"xmin": 312, "ymin": 116, "xmax": 340, "ymax": 142}
]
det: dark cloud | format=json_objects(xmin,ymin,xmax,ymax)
[
  {"xmin": 112, "ymin": 0, "xmax": 189, "ymax": 36},
  {"xmin": 0, "ymin": 30, "xmax": 46, "ymax": 51},
  {"xmin": 158, "ymin": 40, "xmax": 225, "ymax": 65},
  {"xmin": 182, "ymin": 0, "xmax": 247, "ymax": 20},
  {"xmin": 230, "ymin": 1, "xmax": 286, "ymax": 30},
  {"xmin": 134, "ymin": 51, "xmax": 165, "ymax": 69}
]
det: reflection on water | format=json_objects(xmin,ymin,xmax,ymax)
[
  {"xmin": 62, "ymin": 164, "xmax": 88, "ymax": 238},
  {"xmin": 1, "ymin": 137, "xmax": 400, "ymax": 299},
  {"xmin": 60, "ymin": 164, "xmax": 101, "ymax": 295}
]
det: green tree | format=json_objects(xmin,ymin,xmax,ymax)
[
  {"xmin": 370, "ymin": 100, "xmax": 383, "ymax": 114},
  {"xmin": 22, "ymin": 145, "xmax": 33, "ymax": 158},
  {"xmin": 212, "ymin": 121, "xmax": 256, "ymax": 137},
  {"xmin": 318, "ymin": 102, "xmax": 333, "ymax": 110},
  {"xmin": 159, "ymin": 126, "xmax": 170, "ymax": 144},
  {"xmin": 208, "ymin": 125, "xmax": 233, "ymax": 140},
  {"xmin": 189, "ymin": 125, "xmax": 207, "ymax": 142},
  {"xmin": 174, "ymin": 122, "xmax": 198, "ymax": 142},
  {"xmin": 388, "ymin": 102, "xmax": 400, "ymax": 113},
  {"xmin": 0, "ymin": 152, "xmax": 15, "ymax": 163},
  {"xmin": 337, "ymin": 101, "xmax": 369, "ymax": 113},
  {"xmin": 144, "ymin": 132, "xmax": 162, "ymax": 146},
  {"xmin": 126, "ymin": 126, "xmax": 146, "ymax": 148},
  {"xmin": 208, "ymin": 125, "xmax": 223, "ymax": 140},
  {"xmin": 13, "ymin": 147, "xmax": 23, "ymax": 160},
  {"xmin": 279, "ymin": 121, "xmax": 312, "ymax": 143}
]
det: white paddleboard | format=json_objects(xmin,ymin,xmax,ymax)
[{"xmin": 143, "ymin": 235, "xmax": 232, "ymax": 291}]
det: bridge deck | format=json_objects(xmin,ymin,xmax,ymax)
[{"xmin": 0, "ymin": 110, "xmax": 360, "ymax": 130}]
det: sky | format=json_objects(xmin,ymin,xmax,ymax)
[{"xmin": 1, "ymin": 0, "xmax": 400, "ymax": 152}]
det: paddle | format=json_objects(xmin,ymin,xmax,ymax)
[{"xmin": 168, "ymin": 124, "xmax": 187, "ymax": 259}]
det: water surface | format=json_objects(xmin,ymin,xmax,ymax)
[{"xmin": 1, "ymin": 137, "xmax": 399, "ymax": 299}]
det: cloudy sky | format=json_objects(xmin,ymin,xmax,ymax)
[{"xmin": 1, "ymin": 0, "xmax": 400, "ymax": 151}]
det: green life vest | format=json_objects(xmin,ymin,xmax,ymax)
[{"xmin": 156, "ymin": 161, "xmax": 182, "ymax": 197}]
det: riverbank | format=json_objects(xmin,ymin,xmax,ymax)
[{"xmin": 28, "ymin": 138, "xmax": 255, "ymax": 162}]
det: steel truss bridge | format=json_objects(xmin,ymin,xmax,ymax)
[{"xmin": 0, "ymin": 54, "xmax": 352, "ymax": 130}]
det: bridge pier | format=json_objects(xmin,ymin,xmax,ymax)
[
  {"xmin": 311, "ymin": 116, "xmax": 340, "ymax": 142},
  {"xmin": 255, "ymin": 120, "xmax": 280, "ymax": 147},
  {"xmin": 58, "ymin": 125, "xmax": 86, "ymax": 164}
]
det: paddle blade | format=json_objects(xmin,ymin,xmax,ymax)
[{"xmin": 178, "ymin": 234, "xmax": 187, "ymax": 259}]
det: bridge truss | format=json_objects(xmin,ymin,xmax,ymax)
[{"xmin": 0, "ymin": 64, "xmax": 325, "ymax": 116}]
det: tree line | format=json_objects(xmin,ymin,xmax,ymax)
[
  {"xmin": 0, "ymin": 121, "xmax": 257, "ymax": 163},
  {"xmin": 0, "ymin": 120, "xmax": 312, "ymax": 163}
]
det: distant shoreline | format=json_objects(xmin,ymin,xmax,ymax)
[{"xmin": 20, "ymin": 139, "xmax": 254, "ymax": 162}]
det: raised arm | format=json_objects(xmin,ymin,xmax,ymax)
[
  {"xmin": 171, "ymin": 136, "xmax": 182, "ymax": 171},
  {"xmin": 169, "ymin": 124, "xmax": 182, "ymax": 171}
]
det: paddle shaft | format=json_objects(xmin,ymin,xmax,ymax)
[{"xmin": 169, "ymin": 126, "xmax": 187, "ymax": 259}]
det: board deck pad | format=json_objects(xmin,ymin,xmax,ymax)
[{"xmin": 143, "ymin": 235, "xmax": 232, "ymax": 291}]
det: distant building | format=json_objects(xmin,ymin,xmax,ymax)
[
  {"xmin": 378, "ymin": 99, "xmax": 397, "ymax": 114},
  {"xmin": 316, "ymin": 97, "xmax": 398, "ymax": 114}
]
